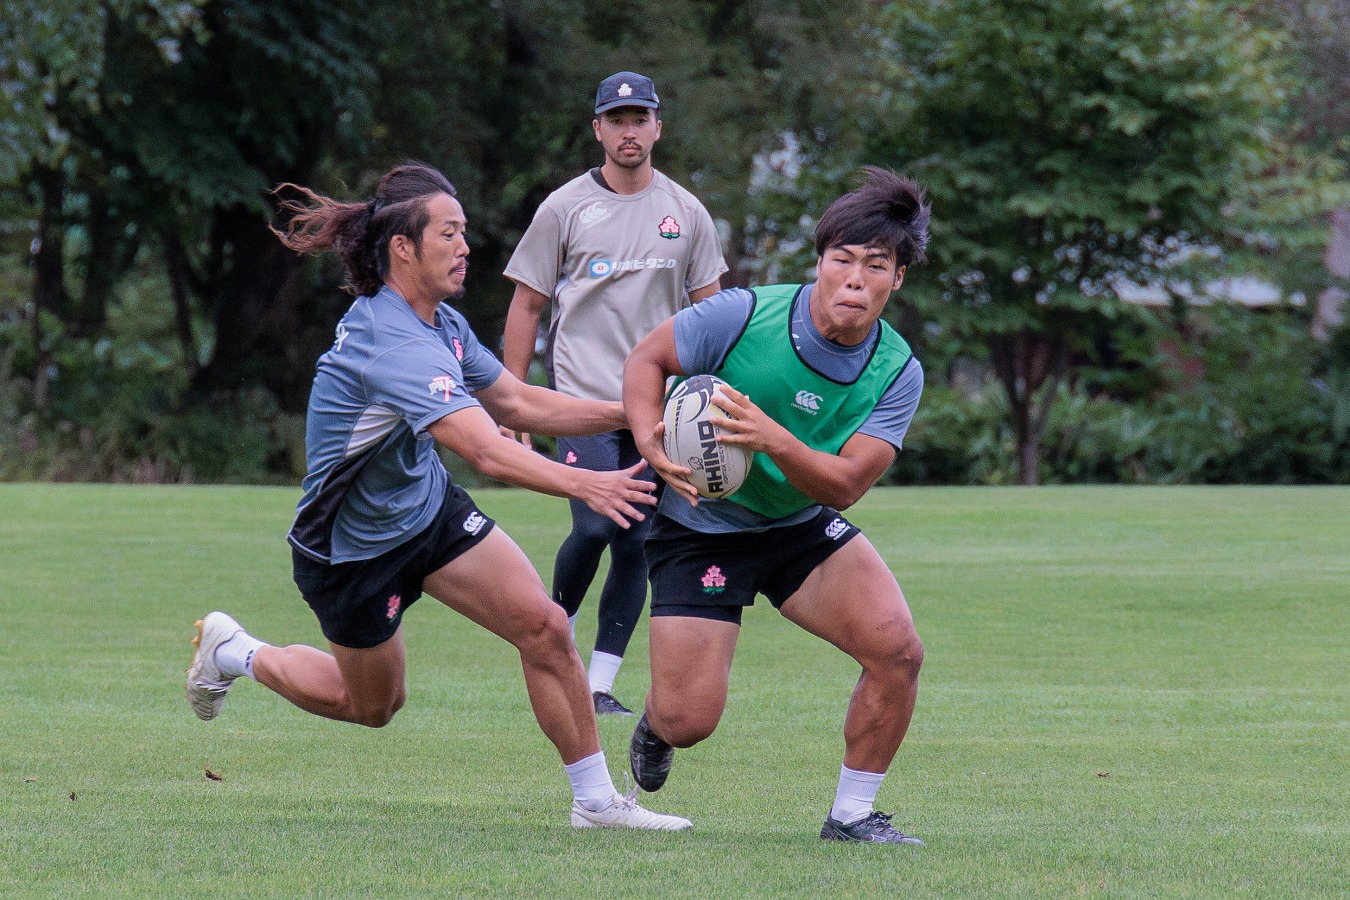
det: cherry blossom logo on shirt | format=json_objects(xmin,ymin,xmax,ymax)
[
  {"xmin": 386, "ymin": 594, "xmax": 402, "ymax": 620},
  {"xmin": 453, "ymin": 338, "xmax": 463, "ymax": 360},
  {"xmin": 658, "ymin": 216, "xmax": 681, "ymax": 239},
  {"xmin": 701, "ymin": 565, "xmax": 727, "ymax": 594},
  {"xmin": 429, "ymin": 375, "xmax": 455, "ymax": 401},
  {"xmin": 565, "ymin": 451, "xmax": 578, "ymax": 465}
]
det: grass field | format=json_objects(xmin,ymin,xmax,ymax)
[{"xmin": 1, "ymin": 484, "xmax": 1347, "ymax": 897}]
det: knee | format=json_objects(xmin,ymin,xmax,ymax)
[
  {"xmin": 607, "ymin": 527, "xmax": 648, "ymax": 566},
  {"xmin": 514, "ymin": 597, "xmax": 576, "ymax": 659},
  {"xmin": 570, "ymin": 515, "xmax": 618, "ymax": 548},
  {"xmin": 353, "ymin": 690, "xmax": 405, "ymax": 729},
  {"xmin": 651, "ymin": 705, "xmax": 718, "ymax": 749},
  {"xmin": 866, "ymin": 628, "xmax": 924, "ymax": 682}
]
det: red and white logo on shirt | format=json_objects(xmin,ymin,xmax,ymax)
[{"xmin": 428, "ymin": 375, "xmax": 455, "ymax": 401}]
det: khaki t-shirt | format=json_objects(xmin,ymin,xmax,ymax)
[{"xmin": 504, "ymin": 169, "xmax": 727, "ymax": 401}]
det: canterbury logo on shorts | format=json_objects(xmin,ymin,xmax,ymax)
[
  {"xmin": 825, "ymin": 518, "xmax": 848, "ymax": 540},
  {"xmin": 462, "ymin": 512, "xmax": 487, "ymax": 535}
]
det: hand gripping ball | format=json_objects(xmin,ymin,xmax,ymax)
[{"xmin": 661, "ymin": 375, "xmax": 751, "ymax": 499}]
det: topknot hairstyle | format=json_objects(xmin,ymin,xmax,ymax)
[{"xmin": 814, "ymin": 166, "xmax": 931, "ymax": 267}]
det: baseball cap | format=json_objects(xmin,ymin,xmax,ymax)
[{"xmin": 595, "ymin": 71, "xmax": 660, "ymax": 115}]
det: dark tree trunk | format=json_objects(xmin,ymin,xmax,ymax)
[
  {"xmin": 74, "ymin": 187, "xmax": 118, "ymax": 337},
  {"xmin": 162, "ymin": 231, "xmax": 201, "ymax": 378},
  {"xmin": 989, "ymin": 328, "xmax": 1067, "ymax": 486},
  {"xmin": 30, "ymin": 166, "xmax": 70, "ymax": 409},
  {"xmin": 189, "ymin": 202, "xmax": 304, "ymax": 398}
]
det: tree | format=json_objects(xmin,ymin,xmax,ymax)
[
  {"xmin": 863, "ymin": 0, "xmax": 1332, "ymax": 483},
  {"xmin": 0, "ymin": 0, "xmax": 206, "ymax": 405},
  {"xmin": 354, "ymin": 0, "xmax": 880, "ymax": 341},
  {"xmin": 1261, "ymin": 0, "xmax": 1350, "ymax": 341},
  {"xmin": 0, "ymin": 1, "xmax": 898, "ymax": 480}
]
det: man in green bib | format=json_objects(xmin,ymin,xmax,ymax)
[{"xmin": 623, "ymin": 167, "xmax": 930, "ymax": 845}]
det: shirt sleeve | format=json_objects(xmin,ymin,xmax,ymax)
[
  {"xmin": 503, "ymin": 203, "xmax": 565, "ymax": 298},
  {"xmin": 856, "ymin": 358, "xmax": 925, "ymax": 451},
  {"xmin": 362, "ymin": 340, "xmax": 482, "ymax": 435},
  {"xmin": 453, "ymin": 315, "xmax": 505, "ymax": 392},
  {"xmin": 672, "ymin": 287, "xmax": 755, "ymax": 375},
  {"xmin": 683, "ymin": 202, "xmax": 729, "ymax": 292}
]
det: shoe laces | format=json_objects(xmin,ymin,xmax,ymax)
[
  {"xmin": 864, "ymin": 810, "xmax": 913, "ymax": 839},
  {"xmin": 620, "ymin": 773, "xmax": 640, "ymax": 809}
]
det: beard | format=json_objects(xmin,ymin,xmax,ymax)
[{"xmin": 607, "ymin": 144, "xmax": 650, "ymax": 168}]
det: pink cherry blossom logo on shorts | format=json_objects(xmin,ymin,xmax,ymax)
[
  {"xmin": 701, "ymin": 565, "xmax": 726, "ymax": 594},
  {"xmin": 386, "ymin": 594, "xmax": 402, "ymax": 620}
]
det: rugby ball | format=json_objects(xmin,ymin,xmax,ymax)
[{"xmin": 662, "ymin": 375, "xmax": 751, "ymax": 499}]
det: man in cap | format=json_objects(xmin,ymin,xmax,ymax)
[{"xmin": 502, "ymin": 71, "xmax": 727, "ymax": 716}]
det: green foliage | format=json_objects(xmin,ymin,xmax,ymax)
[
  {"xmin": 884, "ymin": 306, "xmax": 1350, "ymax": 486},
  {"xmin": 850, "ymin": 0, "xmax": 1341, "ymax": 482},
  {"xmin": 1145, "ymin": 305, "xmax": 1350, "ymax": 482},
  {"xmin": 0, "ymin": 303, "xmax": 301, "ymax": 482},
  {"xmin": 1, "ymin": 2, "xmax": 1346, "ymax": 486},
  {"xmin": 886, "ymin": 381, "xmax": 1018, "ymax": 486}
]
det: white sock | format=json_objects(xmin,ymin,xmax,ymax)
[
  {"xmin": 568, "ymin": 613, "xmax": 578, "ymax": 643},
  {"xmin": 587, "ymin": 651, "xmax": 623, "ymax": 695},
  {"xmin": 563, "ymin": 751, "xmax": 617, "ymax": 811},
  {"xmin": 216, "ymin": 631, "xmax": 266, "ymax": 679},
  {"xmin": 831, "ymin": 765, "xmax": 885, "ymax": 824}
]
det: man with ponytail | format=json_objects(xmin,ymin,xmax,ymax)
[
  {"xmin": 186, "ymin": 162, "xmax": 692, "ymax": 832},
  {"xmin": 623, "ymin": 167, "xmax": 931, "ymax": 844}
]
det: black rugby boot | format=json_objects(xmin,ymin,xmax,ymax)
[
  {"xmin": 820, "ymin": 811, "xmax": 925, "ymax": 845},
  {"xmin": 629, "ymin": 711, "xmax": 675, "ymax": 792},
  {"xmin": 593, "ymin": 690, "xmax": 635, "ymax": 716}
]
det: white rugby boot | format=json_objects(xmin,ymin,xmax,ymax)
[
  {"xmin": 186, "ymin": 611, "xmax": 245, "ymax": 720},
  {"xmin": 571, "ymin": 789, "xmax": 693, "ymax": 831}
]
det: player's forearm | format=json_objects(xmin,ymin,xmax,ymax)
[
  {"xmin": 766, "ymin": 443, "xmax": 873, "ymax": 510},
  {"xmin": 459, "ymin": 434, "xmax": 585, "ymax": 499},
  {"xmin": 500, "ymin": 384, "xmax": 626, "ymax": 437},
  {"xmin": 622, "ymin": 355, "xmax": 668, "ymax": 458},
  {"xmin": 501, "ymin": 308, "xmax": 540, "ymax": 382}
]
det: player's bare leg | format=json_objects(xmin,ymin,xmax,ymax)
[
  {"xmin": 187, "ymin": 608, "xmax": 408, "ymax": 727},
  {"xmin": 631, "ymin": 616, "xmax": 738, "ymax": 791},
  {"xmin": 782, "ymin": 534, "xmax": 922, "ymax": 771},
  {"xmin": 251, "ymin": 634, "xmax": 408, "ymax": 727},
  {"xmin": 780, "ymin": 533, "xmax": 925, "ymax": 844},
  {"xmin": 422, "ymin": 527, "xmax": 600, "ymax": 763},
  {"xmin": 646, "ymin": 616, "xmax": 739, "ymax": 746},
  {"xmin": 424, "ymin": 527, "xmax": 690, "ymax": 830}
]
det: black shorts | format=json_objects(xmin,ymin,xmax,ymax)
[
  {"xmin": 645, "ymin": 507, "xmax": 860, "ymax": 625},
  {"xmin": 292, "ymin": 481, "xmax": 495, "ymax": 649}
]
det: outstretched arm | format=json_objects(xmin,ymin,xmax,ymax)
[
  {"xmin": 474, "ymin": 367, "xmax": 625, "ymax": 437},
  {"xmin": 428, "ymin": 405, "xmax": 655, "ymax": 527}
]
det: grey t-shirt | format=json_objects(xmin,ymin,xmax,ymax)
[
  {"xmin": 504, "ymin": 169, "xmax": 727, "ymax": 402},
  {"xmin": 288, "ymin": 286, "xmax": 503, "ymax": 563},
  {"xmin": 662, "ymin": 285, "xmax": 924, "ymax": 533}
]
